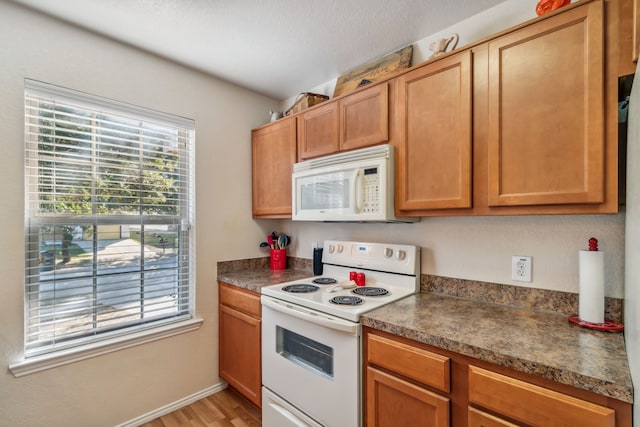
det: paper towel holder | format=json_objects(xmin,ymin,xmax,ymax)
[{"xmin": 569, "ymin": 237, "xmax": 624, "ymax": 332}]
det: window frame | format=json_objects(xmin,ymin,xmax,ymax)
[{"xmin": 13, "ymin": 79, "xmax": 199, "ymax": 373}]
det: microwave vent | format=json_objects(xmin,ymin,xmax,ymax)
[{"xmin": 294, "ymin": 144, "xmax": 392, "ymax": 172}]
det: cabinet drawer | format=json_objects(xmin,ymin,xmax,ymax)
[
  {"xmin": 468, "ymin": 366, "xmax": 615, "ymax": 427},
  {"xmin": 219, "ymin": 282, "xmax": 261, "ymax": 317},
  {"xmin": 367, "ymin": 333, "xmax": 450, "ymax": 393},
  {"xmin": 468, "ymin": 407, "xmax": 518, "ymax": 427}
]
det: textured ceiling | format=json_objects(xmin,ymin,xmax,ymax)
[{"xmin": 10, "ymin": 0, "xmax": 508, "ymax": 100}]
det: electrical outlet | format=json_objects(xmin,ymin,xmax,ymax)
[{"xmin": 511, "ymin": 256, "xmax": 532, "ymax": 282}]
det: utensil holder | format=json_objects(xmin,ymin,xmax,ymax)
[
  {"xmin": 313, "ymin": 248, "xmax": 323, "ymax": 275},
  {"xmin": 270, "ymin": 249, "xmax": 286, "ymax": 270}
]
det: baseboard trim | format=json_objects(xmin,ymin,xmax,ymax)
[{"xmin": 116, "ymin": 381, "xmax": 228, "ymax": 427}]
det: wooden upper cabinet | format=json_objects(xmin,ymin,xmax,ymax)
[
  {"xmin": 251, "ymin": 117, "xmax": 297, "ymax": 218},
  {"xmin": 297, "ymin": 101, "xmax": 339, "ymax": 160},
  {"xmin": 340, "ymin": 82, "xmax": 389, "ymax": 151},
  {"xmin": 395, "ymin": 50, "xmax": 473, "ymax": 212},
  {"xmin": 487, "ymin": 1, "xmax": 605, "ymax": 207},
  {"xmin": 298, "ymin": 83, "xmax": 390, "ymax": 161}
]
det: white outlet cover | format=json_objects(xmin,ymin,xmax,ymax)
[{"xmin": 512, "ymin": 256, "xmax": 532, "ymax": 282}]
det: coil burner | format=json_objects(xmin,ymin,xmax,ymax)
[
  {"xmin": 330, "ymin": 295, "xmax": 364, "ymax": 306},
  {"xmin": 282, "ymin": 284, "xmax": 319, "ymax": 293},
  {"xmin": 352, "ymin": 287, "xmax": 389, "ymax": 297},
  {"xmin": 312, "ymin": 277, "xmax": 337, "ymax": 285}
]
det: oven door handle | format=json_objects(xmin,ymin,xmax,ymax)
[
  {"xmin": 261, "ymin": 296, "xmax": 360, "ymax": 336},
  {"xmin": 266, "ymin": 399, "xmax": 314, "ymax": 426}
]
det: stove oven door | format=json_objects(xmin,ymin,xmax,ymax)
[{"xmin": 261, "ymin": 295, "xmax": 361, "ymax": 427}]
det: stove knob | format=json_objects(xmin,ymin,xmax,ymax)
[
  {"xmin": 337, "ymin": 244, "xmax": 344, "ymax": 253},
  {"xmin": 384, "ymin": 248, "xmax": 393, "ymax": 258},
  {"xmin": 395, "ymin": 250, "xmax": 406, "ymax": 260},
  {"xmin": 328, "ymin": 244, "xmax": 335, "ymax": 253}
]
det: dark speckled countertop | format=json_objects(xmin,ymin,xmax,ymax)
[
  {"xmin": 217, "ymin": 262, "xmax": 632, "ymax": 404},
  {"xmin": 217, "ymin": 267, "xmax": 312, "ymax": 293},
  {"xmin": 361, "ymin": 293, "xmax": 633, "ymax": 403},
  {"xmin": 217, "ymin": 256, "xmax": 313, "ymax": 294}
]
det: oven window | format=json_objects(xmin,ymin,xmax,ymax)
[{"xmin": 276, "ymin": 326, "xmax": 334, "ymax": 379}]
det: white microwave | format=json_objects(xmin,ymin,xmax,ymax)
[{"xmin": 292, "ymin": 144, "xmax": 418, "ymax": 222}]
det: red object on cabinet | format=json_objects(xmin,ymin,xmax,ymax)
[{"xmin": 535, "ymin": 0, "xmax": 570, "ymax": 16}]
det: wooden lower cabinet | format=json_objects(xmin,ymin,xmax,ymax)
[
  {"xmin": 363, "ymin": 328, "xmax": 631, "ymax": 427},
  {"xmin": 367, "ymin": 366, "xmax": 450, "ymax": 427},
  {"xmin": 468, "ymin": 407, "xmax": 518, "ymax": 427},
  {"xmin": 468, "ymin": 366, "xmax": 615, "ymax": 427},
  {"xmin": 218, "ymin": 282, "xmax": 261, "ymax": 407}
]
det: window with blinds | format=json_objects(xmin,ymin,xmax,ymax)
[{"xmin": 23, "ymin": 79, "xmax": 195, "ymax": 357}]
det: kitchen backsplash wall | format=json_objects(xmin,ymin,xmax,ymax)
[
  {"xmin": 423, "ymin": 274, "xmax": 623, "ymax": 322},
  {"xmin": 276, "ymin": 213, "xmax": 626, "ymax": 299}
]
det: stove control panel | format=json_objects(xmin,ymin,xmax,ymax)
[{"xmin": 323, "ymin": 240, "xmax": 419, "ymax": 276}]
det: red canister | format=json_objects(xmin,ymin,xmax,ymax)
[{"xmin": 355, "ymin": 272, "xmax": 365, "ymax": 287}]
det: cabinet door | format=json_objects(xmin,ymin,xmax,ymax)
[
  {"xmin": 219, "ymin": 304, "xmax": 261, "ymax": 408},
  {"xmin": 367, "ymin": 366, "xmax": 449, "ymax": 427},
  {"xmin": 340, "ymin": 82, "xmax": 389, "ymax": 151},
  {"xmin": 395, "ymin": 50, "xmax": 473, "ymax": 212},
  {"xmin": 251, "ymin": 117, "xmax": 297, "ymax": 218},
  {"xmin": 487, "ymin": 1, "xmax": 604, "ymax": 207},
  {"xmin": 297, "ymin": 101, "xmax": 339, "ymax": 160},
  {"xmin": 468, "ymin": 366, "xmax": 615, "ymax": 427}
]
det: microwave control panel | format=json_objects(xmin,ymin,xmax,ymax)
[{"xmin": 363, "ymin": 167, "xmax": 380, "ymax": 213}]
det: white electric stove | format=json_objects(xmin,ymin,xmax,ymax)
[{"xmin": 261, "ymin": 240, "xmax": 420, "ymax": 427}]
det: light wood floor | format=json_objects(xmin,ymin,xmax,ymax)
[{"xmin": 140, "ymin": 387, "xmax": 261, "ymax": 427}]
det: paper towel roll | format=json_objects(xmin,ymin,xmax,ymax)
[{"xmin": 578, "ymin": 250, "xmax": 604, "ymax": 324}]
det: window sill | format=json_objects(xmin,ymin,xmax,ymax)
[{"xmin": 9, "ymin": 317, "xmax": 204, "ymax": 377}]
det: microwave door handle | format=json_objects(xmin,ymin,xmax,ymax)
[{"xmin": 353, "ymin": 169, "xmax": 364, "ymax": 213}]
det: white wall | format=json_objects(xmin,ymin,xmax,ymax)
[
  {"xmin": 282, "ymin": 0, "xmax": 536, "ymax": 110},
  {"xmin": 0, "ymin": 2, "xmax": 279, "ymax": 426},
  {"xmin": 283, "ymin": 214, "xmax": 625, "ymax": 297},
  {"xmin": 624, "ymin": 63, "xmax": 639, "ymax": 425}
]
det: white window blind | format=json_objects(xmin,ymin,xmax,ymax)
[{"xmin": 24, "ymin": 79, "xmax": 195, "ymax": 358}]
